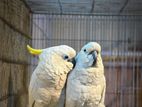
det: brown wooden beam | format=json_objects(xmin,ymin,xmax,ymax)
[
  {"xmin": 90, "ymin": 0, "xmax": 95, "ymax": 13},
  {"xmin": 119, "ymin": 0, "xmax": 129, "ymax": 13},
  {"xmin": 20, "ymin": 0, "xmax": 33, "ymax": 13},
  {"xmin": 0, "ymin": 58, "xmax": 30, "ymax": 65},
  {"xmin": 0, "ymin": 16, "xmax": 32, "ymax": 40},
  {"xmin": 58, "ymin": 0, "xmax": 63, "ymax": 14}
]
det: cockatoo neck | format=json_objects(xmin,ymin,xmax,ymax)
[{"xmin": 95, "ymin": 54, "xmax": 104, "ymax": 68}]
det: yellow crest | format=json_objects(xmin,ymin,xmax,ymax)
[{"xmin": 27, "ymin": 45, "xmax": 43, "ymax": 55}]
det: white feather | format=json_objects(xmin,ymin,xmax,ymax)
[
  {"xmin": 29, "ymin": 45, "xmax": 76, "ymax": 107},
  {"xmin": 66, "ymin": 42, "xmax": 106, "ymax": 107}
]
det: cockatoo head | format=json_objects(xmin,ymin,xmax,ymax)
[
  {"xmin": 75, "ymin": 42, "xmax": 101, "ymax": 68},
  {"xmin": 27, "ymin": 45, "xmax": 76, "ymax": 73}
]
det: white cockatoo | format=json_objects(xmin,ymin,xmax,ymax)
[
  {"xmin": 27, "ymin": 45, "xmax": 76, "ymax": 107},
  {"xmin": 66, "ymin": 42, "xmax": 106, "ymax": 107}
]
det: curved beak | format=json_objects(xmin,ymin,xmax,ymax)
[
  {"xmin": 89, "ymin": 50, "xmax": 97, "ymax": 59},
  {"xmin": 89, "ymin": 50, "xmax": 97, "ymax": 66},
  {"xmin": 92, "ymin": 51, "xmax": 97, "ymax": 60},
  {"xmin": 68, "ymin": 58, "xmax": 76, "ymax": 68}
]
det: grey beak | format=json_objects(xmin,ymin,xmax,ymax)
[
  {"xmin": 92, "ymin": 51, "xmax": 98, "ymax": 66},
  {"xmin": 68, "ymin": 58, "xmax": 76, "ymax": 68},
  {"xmin": 92, "ymin": 52, "xmax": 97, "ymax": 60},
  {"xmin": 88, "ymin": 50, "xmax": 97, "ymax": 60},
  {"xmin": 72, "ymin": 58, "xmax": 76, "ymax": 68}
]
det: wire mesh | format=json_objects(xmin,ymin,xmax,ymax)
[{"xmin": 31, "ymin": 14, "xmax": 142, "ymax": 107}]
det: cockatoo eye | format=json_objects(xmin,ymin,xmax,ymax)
[
  {"xmin": 83, "ymin": 49, "xmax": 87, "ymax": 52},
  {"xmin": 63, "ymin": 55, "xmax": 69, "ymax": 60}
]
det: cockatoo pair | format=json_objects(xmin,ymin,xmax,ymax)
[{"xmin": 27, "ymin": 42, "xmax": 106, "ymax": 107}]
